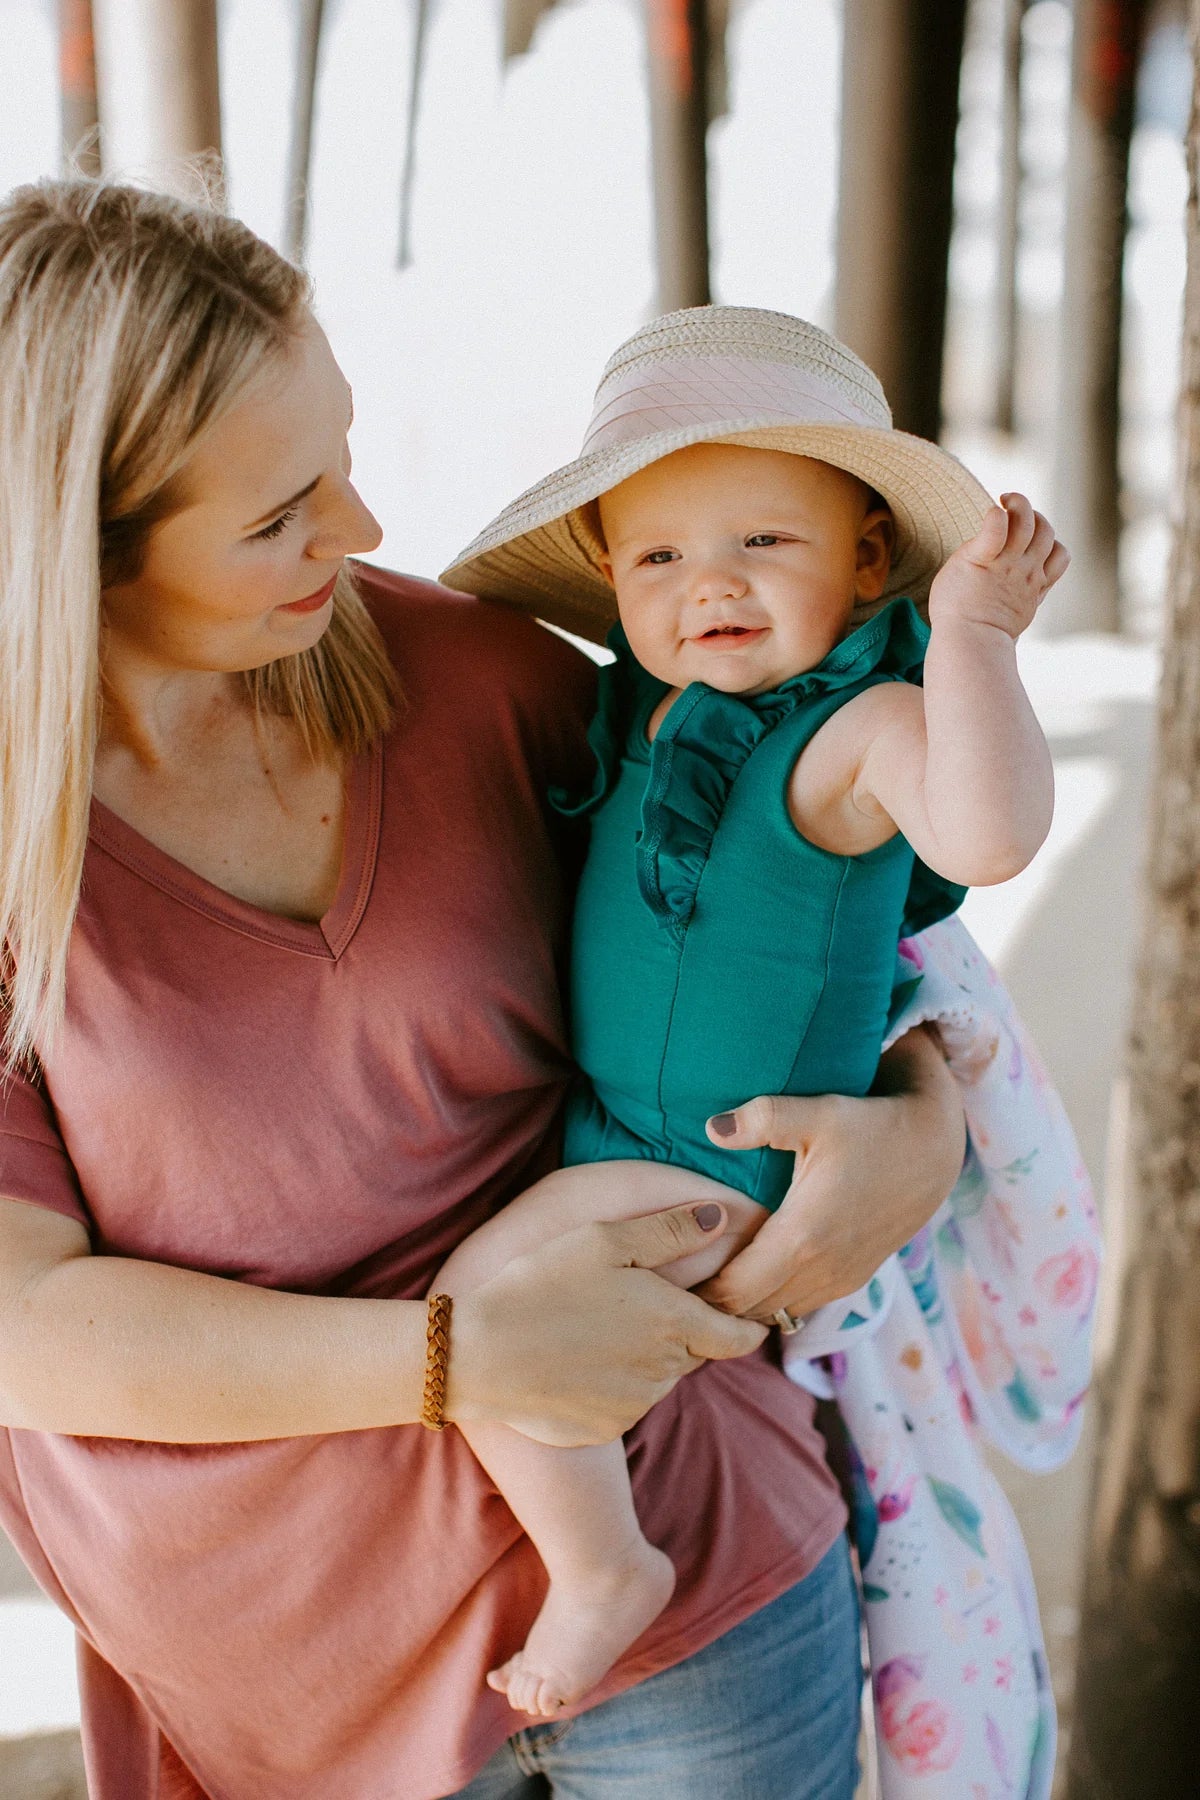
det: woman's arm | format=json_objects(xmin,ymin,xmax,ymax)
[
  {"xmin": 0, "ymin": 1195, "xmax": 764, "ymax": 1448},
  {"xmin": 697, "ymin": 1024, "xmax": 964, "ymax": 1321}
]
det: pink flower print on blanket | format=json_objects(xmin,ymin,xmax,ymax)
[
  {"xmin": 1034, "ymin": 1244, "xmax": 1099, "ymax": 1317},
  {"xmin": 876, "ymin": 1655, "xmax": 965, "ymax": 1775},
  {"xmin": 955, "ymin": 1268, "xmax": 1016, "ymax": 1392}
]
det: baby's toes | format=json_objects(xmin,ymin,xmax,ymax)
[
  {"xmin": 486, "ymin": 1656, "xmax": 530, "ymax": 1711},
  {"xmin": 533, "ymin": 1677, "xmax": 568, "ymax": 1718},
  {"xmin": 508, "ymin": 1662, "xmax": 545, "ymax": 1717}
]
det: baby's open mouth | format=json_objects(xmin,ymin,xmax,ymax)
[{"xmin": 694, "ymin": 624, "xmax": 765, "ymax": 641}]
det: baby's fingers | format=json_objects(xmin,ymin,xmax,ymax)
[
  {"xmin": 1043, "ymin": 537, "xmax": 1071, "ymax": 589},
  {"xmin": 963, "ymin": 502, "xmax": 1011, "ymax": 567},
  {"xmin": 998, "ymin": 491, "xmax": 1037, "ymax": 555}
]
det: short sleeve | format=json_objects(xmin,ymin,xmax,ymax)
[{"xmin": 0, "ymin": 1066, "xmax": 89, "ymax": 1224}]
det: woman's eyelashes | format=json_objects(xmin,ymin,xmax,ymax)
[{"xmin": 252, "ymin": 508, "xmax": 298, "ymax": 542}]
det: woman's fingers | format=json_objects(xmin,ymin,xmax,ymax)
[
  {"xmin": 697, "ymin": 1206, "xmax": 820, "ymax": 1320},
  {"xmin": 450, "ymin": 1205, "xmax": 765, "ymax": 1446},
  {"xmin": 601, "ymin": 1209, "xmax": 768, "ymax": 1360},
  {"xmin": 701, "ymin": 1053, "xmax": 963, "ymax": 1320},
  {"xmin": 606, "ymin": 1199, "xmax": 728, "ymax": 1270},
  {"xmin": 707, "ymin": 1092, "xmax": 819, "ymax": 1153},
  {"xmin": 676, "ymin": 1287, "xmax": 768, "ymax": 1361}
]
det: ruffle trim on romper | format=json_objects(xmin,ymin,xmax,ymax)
[{"xmin": 552, "ymin": 597, "xmax": 952, "ymax": 942}]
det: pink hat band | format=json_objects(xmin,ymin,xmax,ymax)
[{"xmin": 581, "ymin": 352, "xmax": 892, "ymax": 455}]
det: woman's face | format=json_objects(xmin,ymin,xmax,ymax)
[{"xmin": 101, "ymin": 314, "xmax": 383, "ymax": 675}]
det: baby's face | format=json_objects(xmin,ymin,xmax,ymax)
[{"xmin": 597, "ymin": 444, "xmax": 892, "ymax": 695}]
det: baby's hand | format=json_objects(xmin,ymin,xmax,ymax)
[{"xmin": 929, "ymin": 493, "xmax": 1069, "ymax": 638}]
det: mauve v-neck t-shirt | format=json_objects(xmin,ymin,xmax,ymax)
[{"xmin": 0, "ymin": 568, "xmax": 845, "ymax": 1800}]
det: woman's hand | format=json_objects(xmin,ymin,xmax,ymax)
[
  {"xmin": 447, "ymin": 1203, "xmax": 767, "ymax": 1446},
  {"xmin": 696, "ymin": 1026, "xmax": 965, "ymax": 1322}
]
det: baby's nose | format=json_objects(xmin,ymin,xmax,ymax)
[{"xmin": 694, "ymin": 568, "xmax": 747, "ymax": 602}]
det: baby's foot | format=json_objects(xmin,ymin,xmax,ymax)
[{"xmin": 487, "ymin": 1539, "xmax": 675, "ymax": 1718}]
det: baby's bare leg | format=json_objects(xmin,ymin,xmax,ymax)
[
  {"xmin": 435, "ymin": 1162, "xmax": 765, "ymax": 1717},
  {"xmin": 438, "ymin": 1159, "xmax": 766, "ymax": 1296}
]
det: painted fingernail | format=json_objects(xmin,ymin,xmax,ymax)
[
  {"xmin": 708, "ymin": 1112, "xmax": 737, "ymax": 1138},
  {"xmin": 693, "ymin": 1203, "xmax": 723, "ymax": 1231}
]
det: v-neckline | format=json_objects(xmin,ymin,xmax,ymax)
[{"xmin": 87, "ymin": 737, "xmax": 384, "ymax": 961}]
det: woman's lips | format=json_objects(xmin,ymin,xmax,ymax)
[{"xmin": 277, "ymin": 574, "xmax": 338, "ymax": 615}]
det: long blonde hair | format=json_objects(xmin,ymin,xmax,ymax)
[{"xmin": 0, "ymin": 179, "xmax": 395, "ymax": 1069}]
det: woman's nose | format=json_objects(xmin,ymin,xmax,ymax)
[{"xmin": 309, "ymin": 478, "xmax": 384, "ymax": 559}]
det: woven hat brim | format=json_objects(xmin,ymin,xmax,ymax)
[{"xmin": 441, "ymin": 416, "xmax": 994, "ymax": 643}]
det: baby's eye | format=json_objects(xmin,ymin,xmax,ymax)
[
  {"xmin": 641, "ymin": 549, "xmax": 677, "ymax": 566},
  {"xmin": 253, "ymin": 508, "xmax": 298, "ymax": 543},
  {"xmin": 746, "ymin": 533, "xmax": 781, "ymax": 548}
]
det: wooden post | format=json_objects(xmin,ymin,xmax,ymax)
[
  {"xmin": 834, "ymin": 0, "xmax": 967, "ymax": 441},
  {"xmin": 645, "ymin": 0, "xmax": 710, "ymax": 313},
  {"xmin": 503, "ymin": 0, "xmax": 557, "ymax": 58},
  {"xmin": 141, "ymin": 0, "xmax": 221, "ymax": 174},
  {"xmin": 1049, "ymin": 0, "xmax": 1150, "ymax": 634},
  {"xmin": 1063, "ymin": 6, "xmax": 1200, "ymax": 1792},
  {"xmin": 58, "ymin": 0, "xmax": 100, "ymax": 175},
  {"xmin": 994, "ymin": 0, "xmax": 1026, "ymax": 433},
  {"xmin": 284, "ymin": 0, "xmax": 325, "ymax": 264},
  {"xmin": 397, "ymin": 0, "xmax": 432, "ymax": 269}
]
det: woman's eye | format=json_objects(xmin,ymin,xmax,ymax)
[
  {"xmin": 253, "ymin": 508, "xmax": 298, "ymax": 543},
  {"xmin": 746, "ymin": 533, "xmax": 780, "ymax": 548}
]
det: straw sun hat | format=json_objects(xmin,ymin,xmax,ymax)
[{"xmin": 442, "ymin": 305, "xmax": 995, "ymax": 642}]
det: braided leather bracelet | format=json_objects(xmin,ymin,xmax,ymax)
[{"xmin": 420, "ymin": 1293, "xmax": 453, "ymax": 1430}]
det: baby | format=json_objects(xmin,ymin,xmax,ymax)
[{"xmin": 438, "ymin": 308, "xmax": 1067, "ymax": 1719}]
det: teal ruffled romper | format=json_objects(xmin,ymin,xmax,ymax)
[{"xmin": 555, "ymin": 598, "xmax": 964, "ymax": 1213}]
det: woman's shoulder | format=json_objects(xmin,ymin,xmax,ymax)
[{"xmin": 352, "ymin": 563, "xmax": 598, "ymax": 713}]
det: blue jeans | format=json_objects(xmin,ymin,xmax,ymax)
[{"xmin": 447, "ymin": 1536, "xmax": 862, "ymax": 1800}]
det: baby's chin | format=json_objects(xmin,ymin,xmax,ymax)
[{"xmin": 672, "ymin": 650, "xmax": 800, "ymax": 696}]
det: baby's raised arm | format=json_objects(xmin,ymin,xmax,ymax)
[{"xmin": 799, "ymin": 494, "xmax": 1067, "ymax": 886}]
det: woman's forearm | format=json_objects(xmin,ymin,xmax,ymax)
[
  {"xmin": 0, "ymin": 1193, "xmax": 764, "ymax": 1446},
  {"xmin": 4, "ymin": 1238, "xmax": 429, "ymax": 1441}
]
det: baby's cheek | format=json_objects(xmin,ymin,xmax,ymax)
[{"xmin": 622, "ymin": 612, "xmax": 685, "ymax": 686}]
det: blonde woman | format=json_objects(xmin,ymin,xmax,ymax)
[{"xmin": 0, "ymin": 180, "xmax": 969, "ymax": 1800}]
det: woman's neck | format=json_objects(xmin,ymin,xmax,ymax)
[{"xmin": 99, "ymin": 638, "xmax": 247, "ymax": 773}]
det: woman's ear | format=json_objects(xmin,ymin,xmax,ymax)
[{"xmin": 855, "ymin": 508, "xmax": 895, "ymax": 602}]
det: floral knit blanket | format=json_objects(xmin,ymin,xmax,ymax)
[{"xmin": 780, "ymin": 914, "xmax": 1098, "ymax": 1800}]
